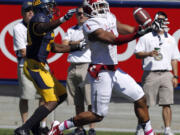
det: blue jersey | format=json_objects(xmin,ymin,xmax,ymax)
[{"xmin": 27, "ymin": 13, "xmax": 54, "ymax": 63}]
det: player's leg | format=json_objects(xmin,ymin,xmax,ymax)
[
  {"xmin": 84, "ymin": 78, "xmax": 96, "ymax": 135},
  {"xmin": 48, "ymin": 71, "xmax": 113, "ymax": 135},
  {"xmin": 18, "ymin": 64, "xmax": 41, "ymax": 135},
  {"xmin": 114, "ymin": 69, "xmax": 155, "ymax": 135},
  {"xmin": 15, "ymin": 61, "xmax": 61, "ymax": 135},
  {"xmin": 38, "ymin": 98, "xmax": 50, "ymax": 135},
  {"xmin": 135, "ymin": 71, "xmax": 160, "ymax": 135}
]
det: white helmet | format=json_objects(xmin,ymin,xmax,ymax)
[{"xmin": 83, "ymin": 0, "xmax": 110, "ymax": 18}]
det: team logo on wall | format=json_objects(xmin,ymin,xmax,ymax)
[{"xmin": 0, "ymin": 19, "xmax": 66, "ymax": 64}]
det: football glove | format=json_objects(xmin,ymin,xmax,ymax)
[
  {"xmin": 59, "ymin": 8, "xmax": 76, "ymax": 23},
  {"xmin": 78, "ymin": 39, "xmax": 87, "ymax": 50},
  {"xmin": 136, "ymin": 25, "xmax": 152, "ymax": 37}
]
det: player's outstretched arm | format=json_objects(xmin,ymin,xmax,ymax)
[
  {"xmin": 51, "ymin": 42, "xmax": 84, "ymax": 53},
  {"xmin": 89, "ymin": 27, "xmax": 138, "ymax": 45},
  {"xmin": 35, "ymin": 9, "xmax": 76, "ymax": 34},
  {"xmin": 116, "ymin": 20, "xmax": 136, "ymax": 35}
]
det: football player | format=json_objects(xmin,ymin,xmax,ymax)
[
  {"xmin": 48, "ymin": 0, "xmax": 155, "ymax": 135},
  {"xmin": 14, "ymin": 0, "xmax": 85, "ymax": 135}
]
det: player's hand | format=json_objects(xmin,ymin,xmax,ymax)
[
  {"xmin": 78, "ymin": 39, "xmax": 87, "ymax": 50},
  {"xmin": 59, "ymin": 9, "xmax": 76, "ymax": 23},
  {"xmin": 136, "ymin": 25, "xmax": 152, "ymax": 37},
  {"xmin": 64, "ymin": 8, "xmax": 76, "ymax": 20}
]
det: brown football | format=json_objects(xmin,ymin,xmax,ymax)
[{"xmin": 133, "ymin": 7, "xmax": 152, "ymax": 27}]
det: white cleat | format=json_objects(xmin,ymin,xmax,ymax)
[
  {"xmin": 135, "ymin": 125, "xmax": 144, "ymax": 135},
  {"xmin": 48, "ymin": 121, "xmax": 63, "ymax": 135}
]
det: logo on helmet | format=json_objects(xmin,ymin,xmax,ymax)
[{"xmin": 33, "ymin": 0, "xmax": 41, "ymax": 6}]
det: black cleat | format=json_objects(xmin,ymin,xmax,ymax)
[
  {"xmin": 88, "ymin": 128, "xmax": 96, "ymax": 135},
  {"xmin": 14, "ymin": 127, "xmax": 30, "ymax": 135},
  {"xmin": 39, "ymin": 126, "xmax": 50, "ymax": 135},
  {"xmin": 73, "ymin": 128, "xmax": 86, "ymax": 135}
]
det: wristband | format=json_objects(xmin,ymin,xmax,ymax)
[
  {"xmin": 69, "ymin": 44, "xmax": 79, "ymax": 51},
  {"xmin": 173, "ymin": 76, "xmax": 179, "ymax": 79}
]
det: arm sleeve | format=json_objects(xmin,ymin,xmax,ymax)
[{"xmin": 13, "ymin": 26, "xmax": 26, "ymax": 51}]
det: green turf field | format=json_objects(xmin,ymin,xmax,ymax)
[{"xmin": 1, "ymin": 129, "xmax": 180, "ymax": 135}]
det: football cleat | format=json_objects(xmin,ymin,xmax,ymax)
[
  {"xmin": 14, "ymin": 127, "xmax": 30, "ymax": 135},
  {"xmin": 88, "ymin": 128, "xmax": 96, "ymax": 135},
  {"xmin": 144, "ymin": 129, "xmax": 156, "ymax": 135},
  {"xmin": 48, "ymin": 121, "xmax": 62, "ymax": 135},
  {"xmin": 135, "ymin": 125, "xmax": 144, "ymax": 135},
  {"xmin": 73, "ymin": 128, "xmax": 86, "ymax": 135},
  {"xmin": 39, "ymin": 126, "xmax": 50, "ymax": 135}
]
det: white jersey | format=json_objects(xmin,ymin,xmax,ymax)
[
  {"xmin": 63, "ymin": 25, "xmax": 91, "ymax": 63},
  {"xmin": 83, "ymin": 12, "xmax": 119, "ymax": 65},
  {"xmin": 13, "ymin": 21, "xmax": 27, "ymax": 52},
  {"xmin": 135, "ymin": 32, "xmax": 180, "ymax": 71},
  {"xmin": 82, "ymin": 12, "xmax": 144, "ymax": 119}
]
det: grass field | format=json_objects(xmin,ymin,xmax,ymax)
[
  {"xmin": 1, "ymin": 129, "xmax": 180, "ymax": 135},
  {"xmin": 0, "ymin": 129, "xmax": 134, "ymax": 135}
]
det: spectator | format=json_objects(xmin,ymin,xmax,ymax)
[
  {"xmin": 135, "ymin": 11, "xmax": 180, "ymax": 135},
  {"xmin": 62, "ymin": 7, "xmax": 96, "ymax": 135},
  {"xmin": 13, "ymin": 1, "xmax": 49, "ymax": 134}
]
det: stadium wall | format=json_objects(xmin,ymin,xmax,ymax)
[{"xmin": 0, "ymin": 0, "xmax": 179, "ymax": 88}]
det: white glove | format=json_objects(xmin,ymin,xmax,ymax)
[
  {"xmin": 59, "ymin": 8, "xmax": 76, "ymax": 23},
  {"xmin": 78, "ymin": 39, "xmax": 87, "ymax": 50}
]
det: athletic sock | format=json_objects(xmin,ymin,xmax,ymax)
[
  {"xmin": 22, "ymin": 105, "xmax": 50, "ymax": 130},
  {"xmin": 58, "ymin": 118, "xmax": 75, "ymax": 131},
  {"xmin": 141, "ymin": 120, "xmax": 154, "ymax": 135},
  {"xmin": 41, "ymin": 121, "xmax": 47, "ymax": 128}
]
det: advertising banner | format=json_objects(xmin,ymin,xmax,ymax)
[{"xmin": 0, "ymin": 4, "xmax": 179, "ymax": 83}]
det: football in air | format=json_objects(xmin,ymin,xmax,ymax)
[{"xmin": 133, "ymin": 7, "xmax": 152, "ymax": 27}]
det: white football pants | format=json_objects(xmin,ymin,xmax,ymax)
[{"xmin": 89, "ymin": 68, "xmax": 144, "ymax": 117}]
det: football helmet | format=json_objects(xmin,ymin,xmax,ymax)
[
  {"xmin": 83, "ymin": 0, "xmax": 110, "ymax": 18},
  {"xmin": 32, "ymin": 0, "xmax": 59, "ymax": 17}
]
